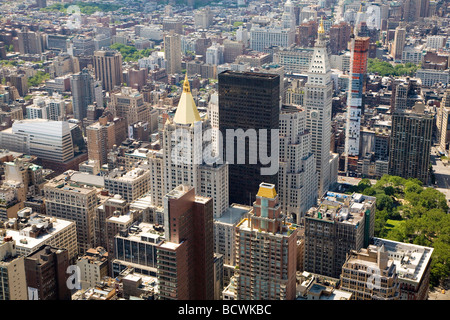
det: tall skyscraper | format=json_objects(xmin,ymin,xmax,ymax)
[
  {"xmin": 232, "ymin": 183, "xmax": 298, "ymax": 300},
  {"xmin": 391, "ymin": 26, "xmax": 406, "ymax": 61},
  {"xmin": 389, "ymin": 102, "xmax": 433, "ymax": 184},
  {"xmin": 71, "ymin": 68, "xmax": 95, "ymax": 121},
  {"xmin": 93, "ymin": 49, "xmax": 123, "ymax": 93},
  {"xmin": 164, "ymin": 31, "xmax": 182, "ymax": 75},
  {"xmin": 303, "ymin": 20, "xmax": 335, "ymax": 196},
  {"xmin": 344, "ymin": 35, "xmax": 370, "ymax": 173},
  {"xmin": 281, "ymin": 0, "xmax": 296, "ymax": 31},
  {"xmin": 86, "ymin": 116, "xmax": 116, "ymax": 166},
  {"xmin": 160, "ymin": 74, "xmax": 228, "ymax": 217},
  {"xmin": 278, "ymin": 104, "xmax": 318, "ymax": 224},
  {"xmin": 157, "ymin": 185, "xmax": 214, "ymax": 300},
  {"xmin": 218, "ymin": 70, "xmax": 280, "ymax": 206},
  {"xmin": 329, "ymin": 22, "xmax": 351, "ymax": 55}
]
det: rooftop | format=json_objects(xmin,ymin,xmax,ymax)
[
  {"xmin": 306, "ymin": 192, "xmax": 376, "ymax": 225},
  {"xmin": 5, "ymin": 216, "xmax": 74, "ymax": 250},
  {"xmin": 215, "ymin": 204, "xmax": 252, "ymax": 225},
  {"xmin": 373, "ymin": 237, "xmax": 434, "ymax": 284}
]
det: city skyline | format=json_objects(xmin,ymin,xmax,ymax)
[{"xmin": 0, "ymin": 0, "xmax": 449, "ymax": 308}]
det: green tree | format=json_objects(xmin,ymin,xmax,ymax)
[{"xmin": 376, "ymin": 194, "xmax": 394, "ymax": 212}]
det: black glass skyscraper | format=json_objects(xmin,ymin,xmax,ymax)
[{"xmin": 218, "ymin": 70, "xmax": 280, "ymax": 206}]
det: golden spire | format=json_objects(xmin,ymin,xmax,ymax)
[
  {"xmin": 173, "ymin": 72, "xmax": 202, "ymax": 125},
  {"xmin": 183, "ymin": 73, "xmax": 190, "ymax": 93},
  {"xmin": 318, "ymin": 17, "xmax": 325, "ymax": 34}
]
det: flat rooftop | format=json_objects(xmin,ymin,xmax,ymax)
[
  {"xmin": 373, "ymin": 237, "xmax": 434, "ymax": 284},
  {"xmin": 5, "ymin": 217, "xmax": 75, "ymax": 250},
  {"xmin": 115, "ymin": 222, "xmax": 164, "ymax": 244},
  {"xmin": 71, "ymin": 172, "xmax": 105, "ymax": 188},
  {"xmin": 215, "ymin": 204, "xmax": 252, "ymax": 225},
  {"xmin": 306, "ymin": 192, "xmax": 376, "ymax": 226},
  {"xmin": 45, "ymin": 171, "xmax": 98, "ymax": 194}
]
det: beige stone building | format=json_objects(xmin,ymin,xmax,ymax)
[
  {"xmin": 0, "ymin": 237, "xmax": 27, "ymax": 300},
  {"xmin": 340, "ymin": 245, "xmax": 400, "ymax": 300}
]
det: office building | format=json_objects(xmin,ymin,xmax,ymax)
[
  {"xmin": 162, "ymin": 19, "xmax": 183, "ymax": 35},
  {"xmin": 94, "ymin": 195, "xmax": 129, "ymax": 251},
  {"xmin": 43, "ymin": 171, "xmax": 99, "ymax": 255},
  {"xmin": 93, "ymin": 49, "xmax": 123, "ymax": 93},
  {"xmin": 223, "ymin": 40, "xmax": 244, "ymax": 64},
  {"xmin": 164, "ymin": 31, "xmax": 182, "ymax": 75},
  {"xmin": 273, "ymin": 47, "xmax": 313, "ymax": 74},
  {"xmin": 104, "ymin": 168, "xmax": 150, "ymax": 203},
  {"xmin": 391, "ymin": 78, "xmax": 423, "ymax": 112},
  {"xmin": 0, "ymin": 119, "xmax": 86, "ymax": 166},
  {"xmin": 218, "ymin": 70, "xmax": 280, "ymax": 205},
  {"xmin": 4, "ymin": 208, "xmax": 78, "ymax": 263},
  {"xmin": 232, "ymin": 183, "xmax": 298, "ymax": 300},
  {"xmin": 156, "ymin": 185, "xmax": 214, "ymax": 300},
  {"xmin": 105, "ymin": 209, "xmax": 141, "ymax": 266},
  {"xmin": 109, "ymin": 87, "xmax": 150, "ymax": 128},
  {"xmin": 416, "ymin": 68, "xmax": 450, "ymax": 87},
  {"xmin": 303, "ymin": 192, "xmax": 376, "ymax": 279},
  {"xmin": 0, "ymin": 236, "xmax": 27, "ymax": 300},
  {"xmin": 213, "ymin": 204, "xmax": 252, "ymax": 285},
  {"xmin": 194, "ymin": 7, "xmax": 214, "ymax": 29},
  {"xmin": 26, "ymin": 94, "xmax": 65, "ymax": 121},
  {"xmin": 278, "ymin": 104, "xmax": 317, "ymax": 224},
  {"xmin": 206, "ymin": 42, "xmax": 224, "ymax": 66},
  {"xmin": 281, "ymin": 0, "xmax": 296, "ymax": 31},
  {"xmin": 86, "ymin": 116, "xmax": 117, "ymax": 166},
  {"xmin": 76, "ymin": 246, "xmax": 109, "ymax": 290},
  {"xmin": 161, "ymin": 75, "xmax": 228, "ymax": 217},
  {"xmin": 112, "ymin": 221, "xmax": 164, "ymax": 277},
  {"xmin": 17, "ymin": 27, "xmax": 43, "ymax": 55},
  {"xmin": 425, "ymin": 35, "xmax": 447, "ymax": 50},
  {"xmin": 71, "ymin": 36, "xmax": 95, "ymax": 57},
  {"xmin": 437, "ymin": 89, "xmax": 450, "ymax": 155},
  {"xmin": 250, "ymin": 25, "xmax": 295, "ymax": 52},
  {"xmin": 24, "ymin": 245, "xmax": 71, "ymax": 300},
  {"xmin": 391, "ymin": 26, "xmax": 406, "ymax": 61},
  {"xmin": 329, "ymin": 22, "xmax": 352, "ymax": 55},
  {"xmin": 71, "ymin": 68, "xmax": 96, "ymax": 122},
  {"xmin": 389, "ymin": 102, "xmax": 433, "ymax": 184},
  {"xmin": 303, "ymin": 21, "xmax": 335, "ymax": 196},
  {"xmin": 340, "ymin": 245, "xmax": 400, "ymax": 300},
  {"xmin": 373, "ymin": 237, "xmax": 434, "ymax": 300}
]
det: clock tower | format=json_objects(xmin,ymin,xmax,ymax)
[{"xmin": 303, "ymin": 19, "xmax": 334, "ymax": 196}]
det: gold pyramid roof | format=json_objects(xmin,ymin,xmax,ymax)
[
  {"xmin": 173, "ymin": 74, "xmax": 202, "ymax": 125},
  {"xmin": 256, "ymin": 183, "xmax": 277, "ymax": 199}
]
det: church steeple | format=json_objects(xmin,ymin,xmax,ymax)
[{"xmin": 173, "ymin": 73, "xmax": 202, "ymax": 125}]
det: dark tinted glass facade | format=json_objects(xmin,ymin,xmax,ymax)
[{"xmin": 218, "ymin": 70, "xmax": 280, "ymax": 205}]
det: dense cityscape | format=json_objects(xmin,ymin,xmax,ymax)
[{"xmin": 0, "ymin": 0, "xmax": 449, "ymax": 307}]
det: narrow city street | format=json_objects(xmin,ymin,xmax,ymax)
[{"xmin": 430, "ymin": 146, "xmax": 450, "ymax": 206}]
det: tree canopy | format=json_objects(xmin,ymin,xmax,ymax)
[
  {"xmin": 367, "ymin": 58, "xmax": 419, "ymax": 77},
  {"xmin": 348, "ymin": 175, "xmax": 450, "ymax": 287}
]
